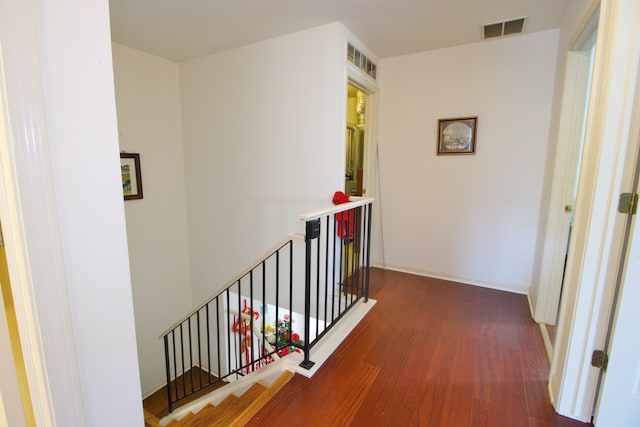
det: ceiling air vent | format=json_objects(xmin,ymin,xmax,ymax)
[
  {"xmin": 484, "ymin": 17, "xmax": 526, "ymax": 39},
  {"xmin": 347, "ymin": 43, "xmax": 377, "ymax": 81}
]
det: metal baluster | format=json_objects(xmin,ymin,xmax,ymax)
[
  {"xmin": 237, "ymin": 280, "xmax": 242, "ymax": 373},
  {"xmin": 188, "ymin": 317, "xmax": 193, "ymax": 393},
  {"xmin": 262, "ymin": 260, "xmax": 266, "ymax": 365},
  {"xmin": 196, "ymin": 311, "xmax": 201, "ymax": 390},
  {"xmin": 324, "ymin": 215, "xmax": 329, "ymax": 333},
  {"xmin": 249, "ymin": 270, "xmax": 254, "ymax": 373},
  {"xmin": 365, "ymin": 203, "xmax": 372, "ymax": 302},
  {"xmin": 180, "ymin": 324, "xmax": 185, "ymax": 398},
  {"xmin": 172, "ymin": 331, "xmax": 177, "ymax": 405},
  {"xmin": 315, "ymin": 219, "xmax": 321, "ymax": 344},
  {"xmin": 336, "ymin": 215, "xmax": 342, "ymax": 323},
  {"xmin": 164, "ymin": 334, "xmax": 173, "ymax": 413},
  {"xmin": 300, "ymin": 220, "xmax": 316, "ymax": 369},
  {"xmin": 226, "ymin": 290, "xmax": 231, "ymax": 375}
]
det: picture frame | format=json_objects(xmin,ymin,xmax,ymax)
[
  {"xmin": 437, "ymin": 116, "xmax": 477, "ymax": 155},
  {"xmin": 120, "ymin": 153, "xmax": 143, "ymax": 200}
]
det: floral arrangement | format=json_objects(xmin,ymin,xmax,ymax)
[{"xmin": 264, "ymin": 314, "xmax": 304, "ymax": 356}]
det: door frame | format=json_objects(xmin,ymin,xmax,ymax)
[
  {"xmin": 534, "ymin": 10, "xmax": 598, "ymax": 368},
  {"xmin": 345, "ymin": 64, "xmax": 379, "ymax": 202},
  {"xmin": 534, "ymin": 16, "xmax": 597, "ymax": 329},
  {"xmin": 0, "ymin": 0, "xmax": 86, "ymax": 424},
  {"xmin": 593, "ymin": 61, "xmax": 640, "ymax": 422},
  {"xmin": 549, "ymin": 0, "xmax": 640, "ymax": 421}
]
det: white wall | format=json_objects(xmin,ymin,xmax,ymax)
[
  {"xmin": 112, "ymin": 44, "xmax": 194, "ymax": 395},
  {"xmin": 376, "ymin": 30, "xmax": 559, "ymax": 293},
  {"xmin": 35, "ymin": 0, "xmax": 143, "ymax": 424},
  {"xmin": 180, "ymin": 23, "xmax": 349, "ymax": 302}
]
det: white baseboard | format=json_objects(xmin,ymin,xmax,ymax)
[
  {"xmin": 370, "ymin": 261, "xmax": 528, "ymax": 295},
  {"xmin": 538, "ymin": 322, "xmax": 554, "ymax": 363}
]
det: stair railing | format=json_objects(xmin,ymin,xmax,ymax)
[
  {"xmin": 299, "ymin": 196, "xmax": 373, "ymax": 369},
  {"xmin": 159, "ymin": 197, "xmax": 373, "ymax": 413}
]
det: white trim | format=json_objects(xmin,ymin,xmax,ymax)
[
  {"xmin": 372, "ymin": 262, "xmax": 528, "ymax": 295},
  {"xmin": 0, "ymin": 0, "xmax": 86, "ymax": 424},
  {"xmin": 534, "ymin": 48, "xmax": 593, "ymax": 325},
  {"xmin": 538, "ymin": 322, "xmax": 554, "ymax": 363},
  {"xmin": 299, "ymin": 197, "xmax": 374, "ymax": 221},
  {"xmin": 550, "ymin": 0, "xmax": 640, "ymax": 420}
]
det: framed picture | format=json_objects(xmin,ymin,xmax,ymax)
[
  {"xmin": 437, "ymin": 116, "xmax": 477, "ymax": 155},
  {"xmin": 120, "ymin": 153, "xmax": 143, "ymax": 200}
]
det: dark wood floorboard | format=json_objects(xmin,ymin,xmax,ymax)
[{"xmin": 247, "ymin": 268, "xmax": 593, "ymax": 427}]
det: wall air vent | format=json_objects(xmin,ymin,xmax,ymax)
[
  {"xmin": 484, "ymin": 17, "xmax": 526, "ymax": 39},
  {"xmin": 347, "ymin": 43, "xmax": 377, "ymax": 81}
]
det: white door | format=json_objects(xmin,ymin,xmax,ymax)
[{"xmin": 594, "ymin": 193, "xmax": 640, "ymax": 425}]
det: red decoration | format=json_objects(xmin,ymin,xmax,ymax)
[{"xmin": 333, "ymin": 191, "xmax": 354, "ymax": 239}]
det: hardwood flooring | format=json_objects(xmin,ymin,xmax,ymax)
[{"xmin": 247, "ymin": 268, "xmax": 592, "ymax": 427}]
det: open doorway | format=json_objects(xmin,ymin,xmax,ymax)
[
  {"xmin": 345, "ymin": 84, "xmax": 367, "ymax": 196},
  {"xmin": 340, "ymin": 83, "xmax": 368, "ymax": 289},
  {"xmin": 534, "ymin": 10, "xmax": 598, "ymax": 355}
]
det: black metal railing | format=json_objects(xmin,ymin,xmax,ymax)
[
  {"xmin": 160, "ymin": 197, "xmax": 373, "ymax": 413},
  {"xmin": 299, "ymin": 197, "xmax": 373, "ymax": 369}
]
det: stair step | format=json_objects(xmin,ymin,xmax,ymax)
[
  {"xmin": 165, "ymin": 408, "xmax": 200, "ymax": 427},
  {"xmin": 163, "ymin": 370, "xmax": 294, "ymax": 427},
  {"xmin": 143, "ymin": 409, "xmax": 161, "ymax": 427},
  {"xmin": 205, "ymin": 383, "xmax": 267, "ymax": 427},
  {"xmin": 230, "ymin": 370, "xmax": 295, "ymax": 427}
]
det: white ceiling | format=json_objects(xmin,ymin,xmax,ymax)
[{"xmin": 109, "ymin": 0, "xmax": 572, "ymax": 62}]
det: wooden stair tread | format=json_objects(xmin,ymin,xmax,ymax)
[
  {"xmin": 165, "ymin": 370, "xmax": 294, "ymax": 427},
  {"xmin": 205, "ymin": 383, "xmax": 268, "ymax": 427},
  {"xmin": 143, "ymin": 409, "xmax": 161, "ymax": 427},
  {"xmin": 165, "ymin": 409, "xmax": 199, "ymax": 427},
  {"xmin": 230, "ymin": 370, "xmax": 295, "ymax": 427}
]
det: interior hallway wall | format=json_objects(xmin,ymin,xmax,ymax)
[
  {"xmin": 112, "ymin": 43, "xmax": 193, "ymax": 395},
  {"xmin": 180, "ymin": 23, "xmax": 351, "ymax": 302},
  {"xmin": 376, "ymin": 30, "xmax": 559, "ymax": 293}
]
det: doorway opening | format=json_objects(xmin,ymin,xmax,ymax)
[
  {"xmin": 345, "ymin": 84, "xmax": 367, "ymax": 196},
  {"xmin": 535, "ymin": 10, "xmax": 598, "ymax": 356},
  {"xmin": 340, "ymin": 81, "xmax": 368, "ymax": 292}
]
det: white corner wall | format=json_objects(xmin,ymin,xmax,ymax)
[
  {"xmin": 34, "ymin": 0, "xmax": 143, "ymax": 424},
  {"xmin": 377, "ymin": 30, "xmax": 559, "ymax": 293},
  {"xmin": 180, "ymin": 23, "xmax": 348, "ymax": 301},
  {"xmin": 112, "ymin": 44, "xmax": 194, "ymax": 395}
]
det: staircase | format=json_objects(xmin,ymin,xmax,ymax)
[
  {"xmin": 151, "ymin": 197, "xmax": 374, "ymax": 425},
  {"xmin": 144, "ymin": 368, "xmax": 294, "ymax": 427}
]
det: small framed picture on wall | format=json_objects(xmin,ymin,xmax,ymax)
[
  {"xmin": 120, "ymin": 152, "xmax": 143, "ymax": 200},
  {"xmin": 437, "ymin": 116, "xmax": 477, "ymax": 155}
]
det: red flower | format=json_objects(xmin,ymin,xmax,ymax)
[
  {"xmin": 292, "ymin": 333, "xmax": 300, "ymax": 341},
  {"xmin": 278, "ymin": 347, "xmax": 291, "ymax": 356}
]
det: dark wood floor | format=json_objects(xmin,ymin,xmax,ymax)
[{"xmin": 247, "ymin": 268, "xmax": 593, "ymax": 427}]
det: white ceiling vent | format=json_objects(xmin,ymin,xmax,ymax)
[
  {"xmin": 484, "ymin": 17, "xmax": 526, "ymax": 39},
  {"xmin": 347, "ymin": 43, "xmax": 377, "ymax": 81}
]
